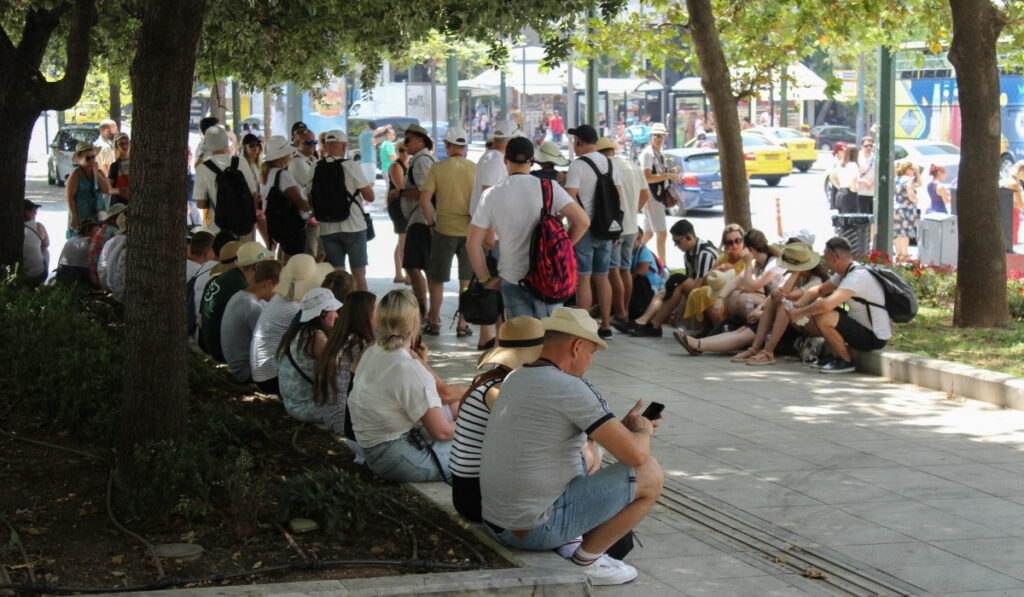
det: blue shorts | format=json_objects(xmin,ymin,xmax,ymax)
[
  {"xmin": 485, "ymin": 462, "xmax": 636, "ymax": 550},
  {"xmin": 574, "ymin": 229, "xmax": 612, "ymax": 276},
  {"xmin": 321, "ymin": 229, "xmax": 369, "ymax": 270},
  {"xmin": 609, "ymin": 234, "xmax": 635, "ymax": 270},
  {"xmin": 501, "ymin": 279, "xmax": 560, "ymax": 320}
]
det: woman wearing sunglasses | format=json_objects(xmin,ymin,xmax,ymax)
[
  {"xmin": 241, "ymin": 134, "xmax": 271, "ymax": 248},
  {"xmin": 681, "ymin": 223, "xmax": 748, "ymax": 333},
  {"xmin": 66, "ymin": 141, "xmax": 114, "ymax": 239}
]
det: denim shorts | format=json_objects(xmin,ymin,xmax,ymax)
[
  {"xmin": 321, "ymin": 229, "xmax": 368, "ymax": 270},
  {"xmin": 609, "ymin": 234, "xmax": 635, "ymax": 270},
  {"xmin": 573, "ymin": 229, "xmax": 612, "ymax": 276},
  {"xmin": 364, "ymin": 430, "xmax": 452, "ymax": 483},
  {"xmin": 485, "ymin": 462, "xmax": 636, "ymax": 550},
  {"xmin": 501, "ymin": 279, "xmax": 560, "ymax": 320}
]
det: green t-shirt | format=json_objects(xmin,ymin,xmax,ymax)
[
  {"xmin": 199, "ymin": 267, "xmax": 247, "ymax": 363},
  {"xmin": 379, "ymin": 139, "xmax": 396, "ymax": 174}
]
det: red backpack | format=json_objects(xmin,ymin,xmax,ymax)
[{"xmin": 520, "ymin": 178, "xmax": 578, "ymax": 303}]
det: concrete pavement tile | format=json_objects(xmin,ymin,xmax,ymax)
[
  {"xmin": 628, "ymin": 529, "xmax": 733, "ymax": 560},
  {"xmin": 919, "ymin": 497, "xmax": 1024, "ymax": 535},
  {"xmin": 641, "ymin": 554, "xmax": 777, "ymax": 584},
  {"xmin": 932, "ymin": 537, "xmax": 1024, "ymax": 582},
  {"xmin": 770, "ymin": 441, "xmax": 898, "ymax": 469},
  {"xmin": 681, "ymin": 475, "xmax": 823, "ymax": 510},
  {"xmin": 688, "ymin": 444, "xmax": 817, "ymax": 474},
  {"xmin": 843, "ymin": 465, "xmax": 981, "ymax": 500},
  {"xmin": 838, "ymin": 540, "xmax": 979, "ymax": 570},
  {"xmin": 595, "ymin": 569, "xmax": 687, "ymax": 596},
  {"xmin": 743, "ymin": 503, "xmax": 913, "ymax": 546},
  {"xmin": 673, "ymin": 573, "xmax": 812, "ymax": 596},
  {"xmin": 919, "ymin": 464, "xmax": 1024, "ymax": 498},
  {"xmin": 941, "ymin": 591, "xmax": 1024, "ymax": 597},
  {"xmin": 756, "ymin": 469, "xmax": 905, "ymax": 505},
  {"xmin": 881, "ymin": 563, "xmax": 1024, "ymax": 593},
  {"xmin": 840, "ymin": 501, "xmax": 1012, "ymax": 542},
  {"xmin": 915, "ymin": 441, "xmax": 1024, "ymax": 464}
]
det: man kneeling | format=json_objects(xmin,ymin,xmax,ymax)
[{"xmin": 479, "ymin": 307, "xmax": 663, "ymax": 585}]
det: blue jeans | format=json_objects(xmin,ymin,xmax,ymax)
[
  {"xmin": 364, "ymin": 430, "xmax": 453, "ymax": 483},
  {"xmin": 485, "ymin": 462, "xmax": 636, "ymax": 550},
  {"xmin": 322, "ymin": 229, "xmax": 369, "ymax": 270},
  {"xmin": 573, "ymin": 229, "xmax": 612, "ymax": 276},
  {"xmin": 501, "ymin": 279, "xmax": 560, "ymax": 319}
]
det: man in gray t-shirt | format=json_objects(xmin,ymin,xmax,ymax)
[{"xmin": 479, "ymin": 307, "xmax": 663, "ymax": 586}]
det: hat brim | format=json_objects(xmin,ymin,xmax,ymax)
[
  {"xmin": 105, "ymin": 203, "xmax": 128, "ymax": 220},
  {"xmin": 476, "ymin": 344, "xmax": 544, "ymax": 370},
  {"xmin": 210, "ymin": 262, "xmax": 237, "ymax": 277},
  {"xmin": 535, "ymin": 152, "xmax": 569, "ymax": 166},
  {"xmin": 541, "ymin": 319, "xmax": 608, "ymax": 350},
  {"xmin": 264, "ymin": 147, "xmax": 294, "ymax": 161},
  {"xmin": 275, "ymin": 262, "xmax": 336, "ymax": 301},
  {"xmin": 782, "ymin": 253, "xmax": 820, "ymax": 272}
]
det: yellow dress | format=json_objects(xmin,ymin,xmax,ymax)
[{"xmin": 682, "ymin": 255, "xmax": 746, "ymax": 322}]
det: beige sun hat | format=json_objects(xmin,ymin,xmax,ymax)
[
  {"xmin": 210, "ymin": 240, "xmax": 245, "ymax": 276},
  {"xmin": 651, "ymin": 123, "xmax": 669, "ymax": 136},
  {"xmin": 595, "ymin": 137, "xmax": 617, "ymax": 153},
  {"xmin": 780, "ymin": 241, "xmax": 820, "ymax": 272},
  {"xmin": 273, "ymin": 254, "xmax": 334, "ymax": 301},
  {"xmin": 236, "ymin": 241, "xmax": 274, "ymax": 267},
  {"xmin": 541, "ymin": 307, "xmax": 607, "ymax": 350},
  {"xmin": 535, "ymin": 141, "xmax": 569, "ymax": 166},
  {"xmin": 706, "ymin": 269, "xmax": 737, "ymax": 300},
  {"xmin": 477, "ymin": 316, "xmax": 545, "ymax": 370}
]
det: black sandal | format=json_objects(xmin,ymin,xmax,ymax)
[
  {"xmin": 673, "ymin": 329, "xmax": 703, "ymax": 356},
  {"xmin": 477, "ymin": 338, "xmax": 496, "ymax": 351}
]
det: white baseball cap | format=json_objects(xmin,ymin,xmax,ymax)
[
  {"xmin": 493, "ymin": 120, "xmax": 522, "ymax": 138},
  {"xmin": 444, "ymin": 126, "xmax": 469, "ymax": 145},
  {"xmin": 323, "ymin": 129, "xmax": 347, "ymax": 143}
]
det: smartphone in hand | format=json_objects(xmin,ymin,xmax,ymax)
[{"xmin": 641, "ymin": 401, "xmax": 665, "ymax": 420}]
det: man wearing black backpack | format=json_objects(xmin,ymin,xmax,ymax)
[
  {"xmin": 310, "ymin": 130, "xmax": 375, "ymax": 290},
  {"xmin": 566, "ymin": 124, "xmax": 623, "ymax": 339},
  {"xmin": 194, "ymin": 125, "xmax": 260, "ymax": 239},
  {"xmin": 786, "ymin": 236, "xmax": 891, "ymax": 373}
]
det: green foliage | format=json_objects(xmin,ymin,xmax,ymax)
[
  {"xmin": 0, "ymin": 273, "xmax": 123, "ymax": 443},
  {"xmin": 196, "ymin": 400, "xmax": 271, "ymax": 448},
  {"xmin": 278, "ymin": 466, "xmax": 382, "ymax": 539},
  {"xmin": 214, "ymin": 449, "xmax": 268, "ymax": 539},
  {"xmin": 117, "ymin": 437, "xmax": 216, "ymax": 521}
]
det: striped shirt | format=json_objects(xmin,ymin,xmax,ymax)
[
  {"xmin": 449, "ymin": 377, "xmax": 503, "ymax": 478},
  {"xmin": 685, "ymin": 239, "xmax": 719, "ymax": 281},
  {"xmin": 249, "ymin": 294, "xmax": 300, "ymax": 383}
]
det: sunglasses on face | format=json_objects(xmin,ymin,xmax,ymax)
[
  {"xmin": 246, "ymin": 142, "xmax": 262, "ymax": 149},
  {"xmin": 117, "ymin": 141, "xmax": 130, "ymax": 147},
  {"xmin": 723, "ymin": 238, "xmax": 743, "ymax": 246},
  {"xmin": 862, "ymin": 144, "xmax": 873, "ymax": 148},
  {"xmin": 83, "ymin": 155, "xmax": 97, "ymax": 161},
  {"xmin": 304, "ymin": 140, "xmax": 317, "ymax": 146}
]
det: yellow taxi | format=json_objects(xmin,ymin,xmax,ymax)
[
  {"xmin": 684, "ymin": 132, "xmax": 792, "ymax": 186},
  {"xmin": 747, "ymin": 127, "xmax": 818, "ymax": 172}
]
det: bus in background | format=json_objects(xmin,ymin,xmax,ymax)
[{"xmin": 895, "ymin": 51, "xmax": 1023, "ymax": 178}]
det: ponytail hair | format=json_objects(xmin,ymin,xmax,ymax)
[{"xmin": 929, "ymin": 164, "xmax": 945, "ymax": 178}]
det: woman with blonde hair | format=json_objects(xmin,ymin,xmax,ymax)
[
  {"xmin": 347, "ymin": 289, "xmax": 463, "ymax": 483},
  {"xmin": 681, "ymin": 223, "xmax": 747, "ymax": 332},
  {"xmin": 893, "ymin": 160, "xmax": 920, "ymax": 262},
  {"xmin": 387, "ymin": 141, "xmax": 410, "ymax": 283}
]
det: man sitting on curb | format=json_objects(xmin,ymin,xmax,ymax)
[
  {"xmin": 787, "ymin": 236, "xmax": 891, "ymax": 373},
  {"xmin": 480, "ymin": 307, "xmax": 663, "ymax": 586}
]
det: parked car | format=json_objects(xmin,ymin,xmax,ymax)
[
  {"xmin": 747, "ymin": 127, "xmax": 818, "ymax": 172},
  {"xmin": 894, "ymin": 140, "xmax": 960, "ymax": 184},
  {"xmin": 810, "ymin": 125, "xmax": 857, "ymax": 151},
  {"xmin": 685, "ymin": 132, "xmax": 792, "ymax": 186},
  {"xmin": 662, "ymin": 148, "xmax": 723, "ymax": 213},
  {"xmin": 47, "ymin": 125, "xmax": 99, "ymax": 186}
]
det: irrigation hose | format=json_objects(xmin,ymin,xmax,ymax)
[
  {"xmin": 384, "ymin": 495, "xmax": 488, "ymax": 565},
  {"xmin": 105, "ymin": 471, "xmax": 165, "ymax": 579},
  {"xmin": 0, "ymin": 512, "xmax": 36, "ymax": 583}
]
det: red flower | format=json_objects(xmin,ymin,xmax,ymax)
[{"xmin": 1008, "ymin": 268, "xmax": 1023, "ymax": 281}]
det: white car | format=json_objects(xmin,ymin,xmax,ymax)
[{"xmin": 894, "ymin": 140, "xmax": 960, "ymax": 184}]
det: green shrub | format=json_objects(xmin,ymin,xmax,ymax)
[
  {"xmin": 116, "ymin": 437, "xmax": 216, "ymax": 521},
  {"xmin": 0, "ymin": 276, "xmax": 123, "ymax": 442},
  {"xmin": 214, "ymin": 449, "xmax": 268, "ymax": 539},
  {"xmin": 196, "ymin": 401, "xmax": 271, "ymax": 448},
  {"xmin": 278, "ymin": 466, "xmax": 382, "ymax": 539}
]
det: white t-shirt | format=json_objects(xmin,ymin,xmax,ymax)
[
  {"xmin": 288, "ymin": 149, "xmax": 316, "ymax": 197},
  {"xmin": 314, "ymin": 157, "xmax": 371, "ymax": 235},
  {"xmin": 858, "ymin": 155, "xmax": 875, "ymax": 197},
  {"xmin": 347, "ymin": 343, "xmax": 442, "ymax": 449},
  {"xmin": 471, "ymin": 174, "xmax": 574, "ymax": 283},
  {"xmin": 830, "ymin": 266, "xmax": 892, "ymax": 340},
  {"xmin": 761, "ymin": 256, "xmax": 787, "ymax": 294},
  {"xmin": 565, "ymin": 151, "xmax": 622, "ymax": 217},
  {"xmin": 250, "ymin": 294, "xmax": 301, "ymax": 382},
  {"xmin": 835, "ymin": 162, "xmax": 860, "ymax": 191},
  {"xmin": 193, "ymin": 153, "xmax": 259, "ymax": 234},
  {"xmin": 221, "ymin": 290, "xmax": 265, "ymax": 382},
  {"xmin": 102, "ymin": 234, "xmax": 128, "ymax": 300},
  {"xmin": 612, "ymin": 156, "xmax": 643, "ymax": 235},
  {"xmin": 469, "ymin": 149, "xmax": 508, "ymax": 218},
  {"xmin": 261, "ymin": 167, "xmax": 303, "ymax": 205},
  {"xmin": 59, "ymin": 236, "xmax": 91, "ymax": 268}
]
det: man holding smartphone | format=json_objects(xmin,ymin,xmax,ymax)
[{"xmin": 479, "ymin": 307, "xmax": 663, "ymax": 586}]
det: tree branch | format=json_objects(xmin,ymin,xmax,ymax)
[
  {"xmin": 16, "ymin": 4, "xmax": 71, "ymax": 68},
  {"xmin": 36, "ymin": 0, "xmax": 97, "ymax": 110}
]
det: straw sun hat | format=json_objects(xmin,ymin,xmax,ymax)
[{"xmin": 477, "ymin": 316, "xmax": 545, "ymax": 370}]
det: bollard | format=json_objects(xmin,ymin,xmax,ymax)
[{"xmin": 775, "ymin": 197, "xmax": 783, "ymax": 238}]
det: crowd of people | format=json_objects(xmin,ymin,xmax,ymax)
[{"xmin": 18, "ymin": 113, "xmax": 911, "ymax": 587}]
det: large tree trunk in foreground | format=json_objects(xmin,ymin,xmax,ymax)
[
  {"xmin": 119, "ymin": 0, "xmax": 207, "ymax": 464},
  {"xmin": 685, "ymin": 0, "xmax": 750, "ymax": 230},
  {"xmin": 0, "ymin": 0, "xmax": 95, "ymax": 268},
  {"xmin": 948, "ymin": 0, "xmax": 1008, "ymax": 327}
]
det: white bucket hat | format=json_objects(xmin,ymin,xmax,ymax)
[
  {"xmin": 263, "ymin": 135, "xmax": 293, "ymax": 161},
  {"xmin": 299, "ymin": 287, "xmax": 342, "ymax": 322}
]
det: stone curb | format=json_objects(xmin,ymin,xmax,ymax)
[{"xmin": 855, "ymin": 348, "xmax": 1024, "ymax": 410}]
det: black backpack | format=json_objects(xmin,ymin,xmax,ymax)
[
  {"xmin": 310, "ymin": 159, "xmax": 355, "ymax": 222},
  {"xmin": 849, "ymin": 263, "xmax": 918, "ymax": 324},
  {"xmin": 264, "ymin": 170, "xmax": 306, "ymax": 243},
  {"xmin": 578, "ymin": 155, "xmax": 623, "ymax": 240},
  {"xmin": 203, "ymin": 157, "xmax": 256, "ymax": 236}
]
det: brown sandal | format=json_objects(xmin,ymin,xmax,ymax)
[
  {"xmin": 746, "ymin": 352, "xmax": 776, "ymax": 366},
  {"xmin": 731, "ymin": 349, "xmax": 758, "ymax": 362}
]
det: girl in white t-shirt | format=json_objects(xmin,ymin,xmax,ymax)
[{"xmin": 830, "ymin": 145, "xmax": 860, "ymax": 213}]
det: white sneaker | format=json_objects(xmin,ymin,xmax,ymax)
[{"xmin": 579, "ymin": 554, "xmax": 638, "ymax": 586}]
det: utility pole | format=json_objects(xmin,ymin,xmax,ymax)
[
  {"xmin": 874, "ymin": 47, "xmax": 895, "ymax": 254},
  {"xmin": 585, "ymin": 9, "xmax": 599, "ymax": 126},
  {"xmin": 446, "ymin": 47, "xmax": 459, "ymax": 128}
]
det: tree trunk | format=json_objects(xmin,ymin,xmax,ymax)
[
  {"xmin": 119, "ymin": 0, "xmax": 207, "ymax": 465},
  {"xmin": 0, "ymin": 0, "xmax": 95, "ymax": 268},
  {"xmin": 948, "ymin": 0, "xmax": 1008, "ymax": 327},
  {"xmin": 109, "ymin": 65, "xmax": 122, "ymax": 125},
  {"xmin": 263, "ymin": 87, "xmax": 272, "ymax": 139},
  {"xmin": 685, "ymin": 0, "xmax": 750, "ymax": 230}
]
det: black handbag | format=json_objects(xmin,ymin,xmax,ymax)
[
  {"xmin": 459, "ymin": 276, "xmax": 502, "ymax": 325},
  {"xmin": 363, "ymin": 212, "xmax": 375, "ymax": 241}
]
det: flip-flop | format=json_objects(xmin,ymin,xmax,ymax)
[
  {"xmin": 456, "ymin": 326, "xmax": 474, "ymax": 338},
  {"xmin": 673, "ymin": 329, "xmax": 702, "ymax": 356},
  {"xmin": 746, "ymin": 352, "xmax": 776, "ymax": 366},
  {"xmin": 731, "ymin": 349, "xmax": 757, "ymax": 363}
]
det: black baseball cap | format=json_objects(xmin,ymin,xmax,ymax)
[
  {"xmin": 505, "ymin": 137, "xmax": 535, "ymax": 164},
  {"xmin": 567, "ymin": 124, "xmax": 598, "ymax": 144},
  {"xmin": 23, "ymin": 199, "xmax": 40, "ymax": 211},
  {"xmin": 290, "ymin": 121, "xmax": 308, "ymax": 134}
]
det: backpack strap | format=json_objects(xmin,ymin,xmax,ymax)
[
  {"xmin": 285, "ymin": 340, "xmax": 315, "ymax": 386},
  {"xmin": 845, "ymin": 263, "xmax": 886, "ymax": 327},
  {"xmin": 203, "ymin": 160, "xmax": 222, "ymax": 175},
  {"xmin": 540, "ymin": 178, "xmax": 553, "ymax": 214}
]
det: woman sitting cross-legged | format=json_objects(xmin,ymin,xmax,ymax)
[
  {"xmin": 348, "ymin": 289, "xmax": 466, "ymax": 483},
  {"xmin": 276, "ymin": 287, "xmax": 343, "ymax": 431}
]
